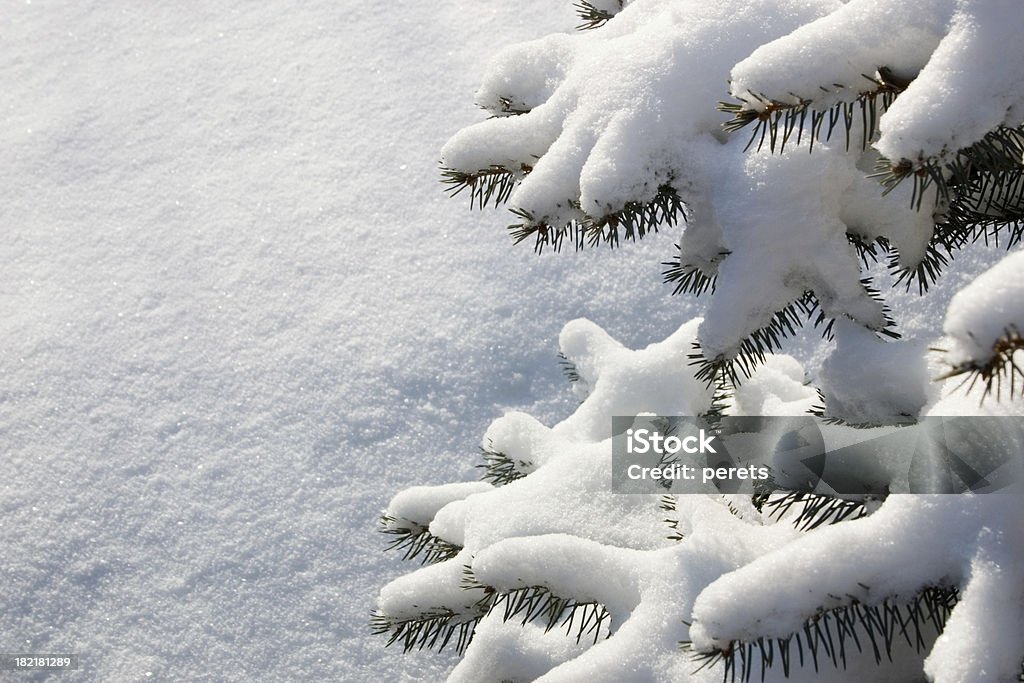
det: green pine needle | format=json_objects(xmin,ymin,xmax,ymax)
[
  {"xmin": 491, "ymin": 585, "xmax": 610, "ymax": 644},
  {"xmin": 488, "ymin": 95, "xmax": 531, "ymax": 117},
  {"xmin": 508, "ymin": 184, "xmax": 685, "ymax": 253},
  {"xmin": 441, "ymin": 164, "xmax": 531, "ymax": 210},
  {"xmin": 573, "ymin": 0, "xmax": 623, "ymax": 30},
  {"xmin": 719, "ymin": 71, "xmax": 904, "ymax": 155},
  {"xmin": 936, "ymin": 325, "xmax": 1024, "ymax": 403},
  {"xmin": 682, "ymin": 586, "xmax": 958, "ymax": 683},
  {"xmin": 476, "ymin": 444, "xmax": 532, "ymax": 486},
  {"xmin": 760, "ymin": 490, "xmax": 870, "ymax": 532},
  {"xmin": 663, "ymin": 245, "xmax": 726, "ymax": 296},
  {"xmin": 370, "ymin": 607, "xmax": 484, "ymax": 654},
  {"xmin": 457, "ymin": 567, "xmax": 611, "ymax": 645},
  {"xmin": 689, "ymin": 286, "xmax": 898, "ymax": 388},
  {"xmin": 378, "ymin": 514, "xmax": 462, "ymax": 564},
  {"xmin": 557, "ymin": 352, "xmax": 582, "ymax": 383}
]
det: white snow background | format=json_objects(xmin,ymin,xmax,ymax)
[
  {"xmin": 0, "ymin": 3, "xmax": 698, "ymax": 681},
  {"xmin": 0, "ymin": 2, "xmax": 1003, "ymax": 682}
]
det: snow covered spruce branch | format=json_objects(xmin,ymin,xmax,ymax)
[
  {"xmin": 439, "ymin": 0, "xmax": 1024, "ymax": 399},
  {"xmin": 937, "ymin": 250, "xmax": 1024, "ymax": 401},
  {"xmin": 374, "ymin": 0, "xmax": 1024, "ymax": 680},
  {"xmin": 373, "ymin": 308, "xmax": 1023, "ymax": 680}
]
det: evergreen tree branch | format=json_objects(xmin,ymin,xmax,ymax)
[
  {"xmin": 872, "ymin": 125, "xmax": 1024, "ymax": 214},
  {"xmin": 759, "ymin": 490, "xmax": 871, "ymax": 532},
  {"xmin": 663, "ymin": 245, "xmax": 726, "ymax": 296},
  {"xmin": 372, "ymin": 566, "xmax": 494, "ymax": 654},
  {"xmin": 484, "ymin": 96, "xmax": 533, "ymax": 117},
  {"xmin": 370, "ymin": 607, "xmax": 485, "ymax": 655},
  {"xmin": 557, "ymin": 351, "xmax": 581, "ymax": 383},
  {"xmin": 573, "ymin": 0, "xmax": 623, "ymax": 30},
  {"xmin": 724, "ymin": 71, "xmax": 1024, "ymax": 247},
  {"xmin": 719, "ymin": 69, "xmax": 906, "ymax": 155},
  {"xmin": 508, "ymin": 184, "xmax": 685, "ymax": 253},
  {"xmin": 441, "ymin": 164, "xmax": 531, "ymax": 210},
  {"xmin": 888, "ymin": 236, "xmax": 960, "ymax": 295},
  {"xmin": 476, "ymin": 443, "xmax": 532, "ymax": 487},
  {"xmin": 461, "ymin": 567, "xmax": 611, "ymax": 645},
  {"xmin": 936, "ymin": 325, "xmax": 1024, "ymax": 403},
  {"xmin": 379, "ymin": 514, "xmax": 463, "ymax": 564},
  {"xmin": 682, "ymin": 586, "xmax": 958, "ymax": 683},
  {"xmin": 944, "ymin": 167, "xmax": 1024, "ymax": 247},
  {"xmin": 490, "ymin": 585, "xmax": 610, "ymax": 644},
  {"xmin": 807, "ymin": 387, "xmax": 915, "ymax": 429},
  {"xmin": 689, "ymin": 285, "xmax": 897, "ymax": 388},
  {"xmin": 689, "ymin": 300, "xmax": 812, "ymax": 388}
]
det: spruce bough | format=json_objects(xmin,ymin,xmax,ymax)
[{"xmin": 375, "ymin": 1, "xmax": 1024, "ymax": 680}]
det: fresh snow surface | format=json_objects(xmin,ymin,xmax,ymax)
[{"xmin": 1, "ymin": 3, "xmax": 700, "ymax": 681}]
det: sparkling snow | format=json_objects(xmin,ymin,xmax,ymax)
[{"xmin": 0, "ymin": 3, "xmax": 693, "ymax": 681}]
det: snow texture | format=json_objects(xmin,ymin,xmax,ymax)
[
  {"xmin": 729, "ymin": 354, "xmax": 817, "ymax": 417},
  {"xmin": 819, "ymin": 321, "xmax": 930, "ymax": 423},
  {"xmin": 1, "ymin": 2, "xmax": 706, "ymax": 681}
]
